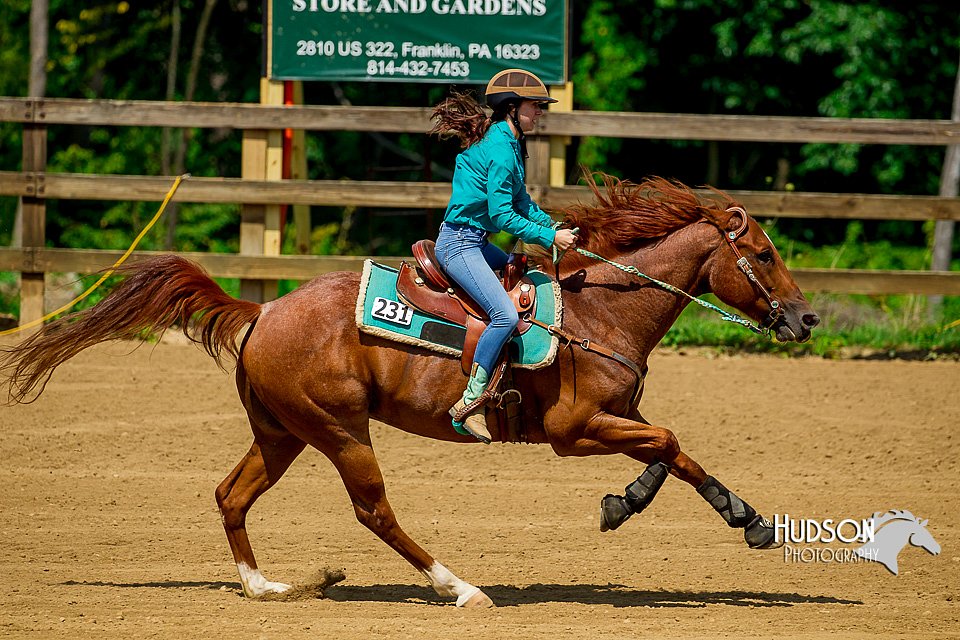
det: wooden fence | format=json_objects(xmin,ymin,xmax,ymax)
[{"xmin": 1, "ymin": 96, "xmax": 958, "ymax": 329}]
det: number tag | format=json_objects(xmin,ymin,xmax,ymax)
[{"xmin": 371, "ymin": 297, "xmax": 413, "ymax": 326}]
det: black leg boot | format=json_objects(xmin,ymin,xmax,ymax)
[
  {"xmin": 697, "ymin": 476, "xmax": 781, "ymax": 549},
  {"xmin": 599, "ymin": 462, "xmax": 670, "ymax": 532}
]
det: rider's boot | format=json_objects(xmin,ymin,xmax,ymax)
[
  {"xmin": 697, "ymin": 476, "xmax": 782, "ymax": 549},
  {"xmin": 449, "ymin": 363, "xmax": 492, "ymax": 444}
]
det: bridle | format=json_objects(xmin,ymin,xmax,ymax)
[
  {"xmin": 525, "ymin": 205, "xmax": 787, "ymax": 410},
  {"xmin": 559, "ymin": 204, "xmax": 785, "ymax": 337},
  {"xmin": 721, "ymin": 206, "xmax": 784, "ymax": 331}
]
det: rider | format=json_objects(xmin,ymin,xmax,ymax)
[{"xmin": 430, "ymin": 68, "xmax": 578, "ymax": 443}]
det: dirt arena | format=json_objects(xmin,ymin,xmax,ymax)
[{"xmin": 1, "ymin": 338, "xmax": 957, "ymax": 639}]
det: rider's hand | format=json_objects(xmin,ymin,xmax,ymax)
[{"xmin": 552, "ymin": 229, "xmax": 578, "ymax": 251}]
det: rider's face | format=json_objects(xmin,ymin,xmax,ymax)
[{"xmin": 514, "ymin": 100, "xmax": 544, "ymax": 133}]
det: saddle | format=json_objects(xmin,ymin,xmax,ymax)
[{"xmin": 397, "ymin": 240, "xmax": 537, "ymax": 376}]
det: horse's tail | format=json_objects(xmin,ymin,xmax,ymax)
[{"xmin": 0, "ymin": 254, "xmax": 261, "ymax": 404}]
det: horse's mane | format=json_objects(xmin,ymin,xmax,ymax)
[{"xmin": 542, "ymin": 173, "xmax": 740, "ymax": 268}]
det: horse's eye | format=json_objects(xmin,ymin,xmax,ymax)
[{"xmin": 757, "ymin": 249, "xmax": 774, "ymax": 265}]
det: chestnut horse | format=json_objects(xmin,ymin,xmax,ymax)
[{"xmin": 1, "ymin": 176, "xmax": 818, "ymax": 608}]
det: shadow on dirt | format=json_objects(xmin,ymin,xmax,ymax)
[
  {"xmin": 323, "ymin": 583, "xmax": 863, "ymax": 608},
  {"xmin": 61, "ymin": 578, "xmax": 862, "ymax": 608},
  {"xmin": 61, "ymin": 568, "xmax": 347, "ymax": 601},
  {"xmin": 61, "ymin": 580, "xmax": 240, "ymax": 590}
]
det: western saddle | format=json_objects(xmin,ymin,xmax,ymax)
[{"xmin": 397, "ymin": 239, "xmax": 536, "ymax": 376}]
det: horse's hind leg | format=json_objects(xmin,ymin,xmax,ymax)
[
  {"xmin": 216, "ymin": 425, "xmax": 305, "ymax": 597},
  {"xmin": 564, "ymin": 412, "xmax": 780, "ymax": 549},
  {"xmin": 315, "ymin": 425, "xmax": 493, "ymax": 608}
]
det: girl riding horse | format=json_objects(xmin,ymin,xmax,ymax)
[{"xmin": 430, "ymin": 68, "xmax": 578, "ymax": 443}]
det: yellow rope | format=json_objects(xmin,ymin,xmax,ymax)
[
  {"xmin": 0, "ymin": 174, "xmax": 189, "ymax": 337},
  {"xmin": 944, "ymin": 318, "xmax": 960, "ymax": 331}
]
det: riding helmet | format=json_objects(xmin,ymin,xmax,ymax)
[{"xmin": 485, "ymin": 69, "xmax": 558, "ymax": 111}]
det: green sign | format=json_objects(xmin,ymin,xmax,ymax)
[{"xmin": 269, "ymin": 0, "xmax": 567, "ymax": 84}]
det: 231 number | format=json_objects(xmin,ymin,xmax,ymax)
[{"xmin": 372, "ymin": 297, "xmax": 413, "ymax": 326}]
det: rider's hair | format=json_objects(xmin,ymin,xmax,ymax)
[{"xmin": 429, "ymin": 91, "xmax": 516, "ymax": 148}]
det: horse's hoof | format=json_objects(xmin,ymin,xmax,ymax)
[
  {"xmin": 459, "ymin": 589, "xmax": 495, "ymax": 608},
  {"xmin": 599, "ymin": 494, "xmax": 632, "ymax": 532},
  {"xmin": 744, "ymin": 515, "xmax": 782, "ymax": 549},
  {"xmin": 245, "ymin": 581, "xmax": 292, "ymax": 598}
]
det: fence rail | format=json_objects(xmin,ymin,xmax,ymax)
[
  {"xmin": 3, "ymin": 97, "xmax": 960, "ymax": 144},
  {"xmin": 2, "ymin": 172, "xmax": 960, "ymax": 221},
  {"xmin": 1, "ymin": 247, "xmax": 956, "ymax": 296},
  {"xmin": 1, "ymin": 95, "xmax": 958, "ymax": 331}
]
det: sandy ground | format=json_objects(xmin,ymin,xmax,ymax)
[{"xmin": 0, "ymin": 340, "xmax": 957, "ymax": 639}]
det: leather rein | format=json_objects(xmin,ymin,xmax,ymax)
[{"xmin": 528, "ymin": 205, "xmax": 784, "ymax": 409}]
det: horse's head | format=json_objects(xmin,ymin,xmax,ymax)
[
  {"xmin": 555, "ymin": 174, "xmax": 819, "ymax": 343},
  {"xmin": 703, "ymin": 206, "xmax": 819, "ymax": 343}
]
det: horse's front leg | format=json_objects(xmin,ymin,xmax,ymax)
[{"xmin": 554, "ymin": 412, "xmax": 780, "ymax": 550}]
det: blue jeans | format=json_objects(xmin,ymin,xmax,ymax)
[{"xmin": 434, "ymin": 222, "xmax": 516, "ymax": 376}]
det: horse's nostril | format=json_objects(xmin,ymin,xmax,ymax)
[{"xmin": 803, "ymin": 313, "xmax": 820, "ymax": 328}]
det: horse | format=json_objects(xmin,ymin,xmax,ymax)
[
  {"xmin": 0, "ymin": 175, "xmax": 819, "ymax": 608},
  {"xmin": 855, "ymin": 510, "xmax": 941, "ymax": 575}
]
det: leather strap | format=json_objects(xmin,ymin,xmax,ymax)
[
  {"xmin": 723, "ymin": 207, "xmax": 784, "ymax": 330},
  {"xmin": 523, "ymin": 314, "xmax": 645, "ymax": 409},
  {"xmin": 452, "ymin": 357, "xmax": 509, "ymax": 422},
  {"xmin": 498, "ymin": 363, "xmax": 525, "ymax": 444}
]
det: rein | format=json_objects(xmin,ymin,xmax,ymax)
[
  {"xmin": 517, "ymin": 206, "xmax": 779, "ymax": 411},
  {"xmin": 569, "ymin": 206, "xmax": 781, "ymax": 337},
  {"xmin": 573, "ymin": 246, "xmax": 770, "ymax": 336}
]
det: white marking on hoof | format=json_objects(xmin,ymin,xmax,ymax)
[
  {"xmin": 420, "ymin": 562, "xmax": 493, "ymax": 607},
  {"xmin": 236, "ymin": 562, "xmax": 292, "ymax": 598}
]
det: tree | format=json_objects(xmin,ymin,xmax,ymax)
[{"xmin": 930, "ymin": 49, "xmax": 960, "ymax": 310}]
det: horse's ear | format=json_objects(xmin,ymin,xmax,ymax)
[{"xmin": 723, "ymin": 206, "xmax": 748, "ymax": 235}]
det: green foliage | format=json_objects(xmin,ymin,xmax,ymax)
[
  {"xmin": 571, "ymin": 0, "xmax": 646, "ymax": 167},
  {"xmin": 662, "ymin": 292, "xmax": 960, "ymax": 357},
  {"xmin": 569, "ymin": 0, "xmax": 957, "ymax": 201},
  {"xmin": 0, "ymin": 271, "xmax": 19, "ymax": 317}
]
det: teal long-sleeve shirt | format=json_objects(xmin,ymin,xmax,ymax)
[{"xmin": 443, "ymin": 120, "xmax": 557, "ymax": 248}]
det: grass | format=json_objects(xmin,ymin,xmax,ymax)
[{"xmin": 662, "ymin": 292, "xmax": 960, "ymax": 358}]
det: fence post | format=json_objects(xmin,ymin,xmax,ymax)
[
  {"xmin": 526, "ymin": 136, "xmax": 550, "ymax": 198},
  {"xmin": 526, "ymin": 83, "xmax": 573, "ymax": 213},
  {"xmin": 548, "ymin": 82, "xmax": 573, "ymax": 188},
  {"xmin": 239, "ymin": 78, "xmax": 284, "ymax": 302},
  {"xmin": 289, "ymin": 81, "xmax": 311, "ymax": 255},
  {"xmin": 19, "ymin": 104, "xmax": 46, "ymax": 334}
]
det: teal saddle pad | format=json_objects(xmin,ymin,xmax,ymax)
[{"xmin": 355, "ymin": 260, "xmax": 561, "ymax": 369}]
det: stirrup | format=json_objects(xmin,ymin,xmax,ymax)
[
  {"xmin": 451, "ymin": 359, "xmax": 508, "ymax": 423},
  {"xmin": 449, "ymin": 400, "xmax": 491, "ymax": 444}
]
